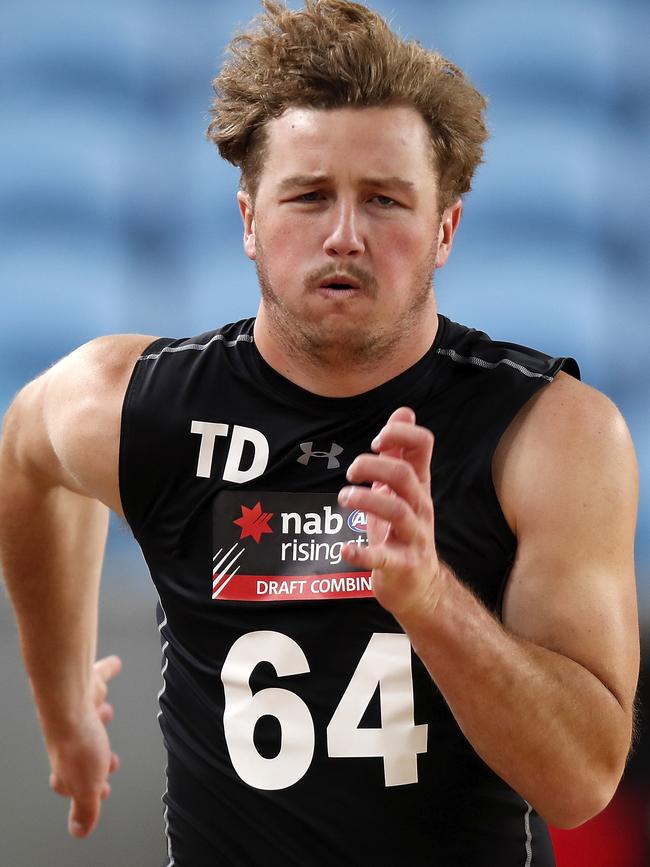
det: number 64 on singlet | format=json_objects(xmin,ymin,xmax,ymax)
[{"xmin": 221, "ymin": 631, "xmax": 428, "ymax": 790}]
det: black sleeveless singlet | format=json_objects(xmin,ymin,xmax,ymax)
[{"xmin": 119, "ymin": 314, "xmax": 579, "ymax": 866}]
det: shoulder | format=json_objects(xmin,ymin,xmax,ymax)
[
  {"xmin": 28, "ymin": 333, "xmax": 156, "ymax": 428},
  {"xmin": 494, "ymin": 372, "xmax": 638, "ymax": 536},
  {"xmin": 51, "ymin": 333, "xmax": 157, "ymax": 384},
  {"xmin": 4, "ymin": 334, "xmax": 156, "ymax": 511},
  {"xmin": 508, "ymin": 371, "xmax": 630, "ymax": 442}
]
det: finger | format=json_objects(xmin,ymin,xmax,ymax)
[
  {"xmin": 100, "ymin": 782, "xmax": 112, "ymax": 800},
  {"xmin": 68, "ymin": 791, "xmax": 101, "ymax": 839},
  {"xmin": 374, "ymin": 408, "xmax": 415, "ymax": 463},
  {"xmin": 109, "ymin": 752, "xmax": 121, "ymax": 775},
  {"xmin": 338, "ymin": 485, "xmax": 418, "ymax": 542},
  {"xmin": 50, "ymin": 773, "xmax": 69, "ymax": 798},
  {"xmin": 341, "ymin": 541, "xmax": 396, "ymax": 573},
  {"xmin": 372, "ymin": 422, "xmax": 434, "ymax": 483},
  {"xmin": 385, "ymin": 406, "xmax": 416, "ymax": 426},
  {"xmin": 94, "ymin": 655, "xmax": 122, "ymax": 684},
  {"xmin": 347, "ymin": 454, "xmax": 425, "ymax": 507},
  {"xmin": 93, "ymin": 679, "xmax": 108, "ymax": 706},
  {"xmin": 372, "ymin": 420, "xmax": 432, "ymax": 455},
  {"xmin": 97, "ymin": 702, "xmax": 114, "ymax": 725}
]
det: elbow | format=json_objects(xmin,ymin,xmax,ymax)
[
  {"xmin": 540, "ymin": 764, "xmax": 626, "ymax": 830},
  {"xmin": 538, "ymin": 712, "xmax": 634, "ymax": 829},
  {"xmin": 546, "ymin": 789, "xmax": 615, "ymax": 830}
]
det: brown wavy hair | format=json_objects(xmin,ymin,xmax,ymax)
[{"xmin": 207, "ymin": 0, "xmax": 489, "ymax": 209}]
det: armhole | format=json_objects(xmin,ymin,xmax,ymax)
[{"xmin": 118, "ymin": 337, "xmax": 171, "ymax": 532}]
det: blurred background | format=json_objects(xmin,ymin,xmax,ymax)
[{"xmin": 1, "ymin": 0, "xmax": 648, "ymax": 864}]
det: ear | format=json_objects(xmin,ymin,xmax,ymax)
[
  {"xmin": 435, "ymin": 198, "xmax": 463, "ymax": 269},
  {"xmin": 237, "ymin": 191, "xmax": 256, "ymax": 260}
]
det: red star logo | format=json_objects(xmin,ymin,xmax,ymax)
[{"xmin": 233, "ymin": 501, "xmax": 274, "ymax": 543}]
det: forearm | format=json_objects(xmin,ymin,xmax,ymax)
[
  {"xmin": 400, "ymin": 567, "xmax": 631, "ymax": 828},
  {"xmin": 0, "ymin": 465, "xmax": 109, "ymax": 743}
]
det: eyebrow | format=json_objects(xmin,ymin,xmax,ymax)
[
  {"xmin": 277, "ymin": 174, "xmax": 329, "ymax": 193},
  {"xmin": 276, "ymin": 174, "xmax": 417, "ymax": 195}
]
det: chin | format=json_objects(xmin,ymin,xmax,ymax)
[{"xmin": 303, "ymin": 321, "xmax": 396, "ymax": 365}]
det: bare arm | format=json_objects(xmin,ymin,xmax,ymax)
[
  {"xmin": 338, "ymin": 377, "xmax": 639, "ymax": 828},
  {"xmin": 0, "ymin": 334, "xmax": 154, "ymax": 837}
]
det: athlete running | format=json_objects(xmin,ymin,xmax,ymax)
[{"xmin": 0, "ymin": 2, "xmax": 639, "ymax": 864}]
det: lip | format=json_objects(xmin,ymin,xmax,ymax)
[
  {"xmin": 315, "ymin": 286, "xmax": 362, "ymax": 300},
  {"xmin": 315, "ymin": 274, "xmax": 364, "ymax": 295}
]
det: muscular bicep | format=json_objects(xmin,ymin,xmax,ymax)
[
  {"xmin": 497, "ymin": 374, "xmax": 639, "ymax": 715},
  {"xmin": 5, "ymin": 335, "xmax": 155, "ymax": 515}
]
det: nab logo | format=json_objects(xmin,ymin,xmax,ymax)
[
  {"xmin": 233, "ymin": 501, "xmax": 273, "ymax": 543},
  {"xmin": 347, "ymin": 509, "xmax": 368, "ymax": 534},
  {"xmin": 297, "ymin": 442, "xmax": 343, "ymax": 469}
]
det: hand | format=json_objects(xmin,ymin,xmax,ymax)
[
  {"xmin": 338, "ymin": 407, "xmax": 443, "ymax": 622},
  {"xmin": 48, "ymin": 655, "xmax": 122, "ymax": 838}
]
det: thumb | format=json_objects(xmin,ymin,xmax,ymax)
[{"xmin": 68, "ymin": 791, "xmax": 101, "ymax": 838}]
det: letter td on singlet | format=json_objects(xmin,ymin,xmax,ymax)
[{"xmin": 191, "ymin": 421, "xmax": 269, "ymax": 482}]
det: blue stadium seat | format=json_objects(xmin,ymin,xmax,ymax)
[
  {"xmin": 186, "ymin": 245, "xmax": 260, "ymax": 332},
  {"xmin": 0, "ymin": 233, "xmax": 126, "ymax": 349},
  {"xmin": 438, "ymin": 239, "xmax": 612, "ymax": 384},
  {"xmin": 1, "ymin": 101, "xmax": 137, "ymax": 224},
  {"xmin": 471, "ymin": 110, "xmax": 643, "ymax": 234},
  {"xmin": 438, "ymin": 0, "xmax": 617, "ymax": 98}
]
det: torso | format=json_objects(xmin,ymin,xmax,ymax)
[{"xmin": 119, "ymin": 315, "xmax": 578, "ymax": 866}]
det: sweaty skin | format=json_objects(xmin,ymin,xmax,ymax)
[{"xmin": 0, "ymin": 105, "xmax": 639, "ymax": 837}]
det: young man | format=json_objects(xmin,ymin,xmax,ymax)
[{"xmin": 0, "ymin": 1, "xmax": 639, "ymax": 865}]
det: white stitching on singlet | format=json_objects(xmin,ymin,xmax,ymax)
[
  {"xmin": 157, "ymin": 598, "xmax": 175, "ymax": 866},
  {"xmin": 523, "ymin": 801, "xmax": 533, "ymax": 867},
  {"xmin": 436, "ymin": 347, "xmax": 554, "ymax": 382},
  {"xmin": 139, "ymin": 331, "xmax": 253, "ymax": 361},
  {"xmin": 163, "ymin": 767, "xmax": 175, "ymax": 867}
]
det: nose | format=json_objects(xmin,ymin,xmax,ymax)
[{"xmin": 323, "ymin": 201, "xmax": 365, "ymax": 258}]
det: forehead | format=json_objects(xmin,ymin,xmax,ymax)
[{"xmin": 259, "ymin": 105, "xmax": 436, "ymax": 187}]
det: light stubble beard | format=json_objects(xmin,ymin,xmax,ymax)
[{"xmin": 255, "ymin": 248, "xmax": 438, "ymax": 374}]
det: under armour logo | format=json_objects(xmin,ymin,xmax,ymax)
[{"xmin": 297, "ymin": 442, "xmax": 343, "ymax": 469}]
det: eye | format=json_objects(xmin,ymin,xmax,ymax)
[
  {"xmin": 371, "ymin": 195, "xmax": 397, "ymax": 207},
  {"xmin": 297, "ymin": 191, "xmax": 323, "ymax": 202}
]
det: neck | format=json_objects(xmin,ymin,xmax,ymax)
[{"xmin": 253, "ymin": 302, "xmax": 440, "ymax": 398}]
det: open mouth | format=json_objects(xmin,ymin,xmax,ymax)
[{"xmin": 317, "ymin": 276, "xmax": 362, "ymax": 293}]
